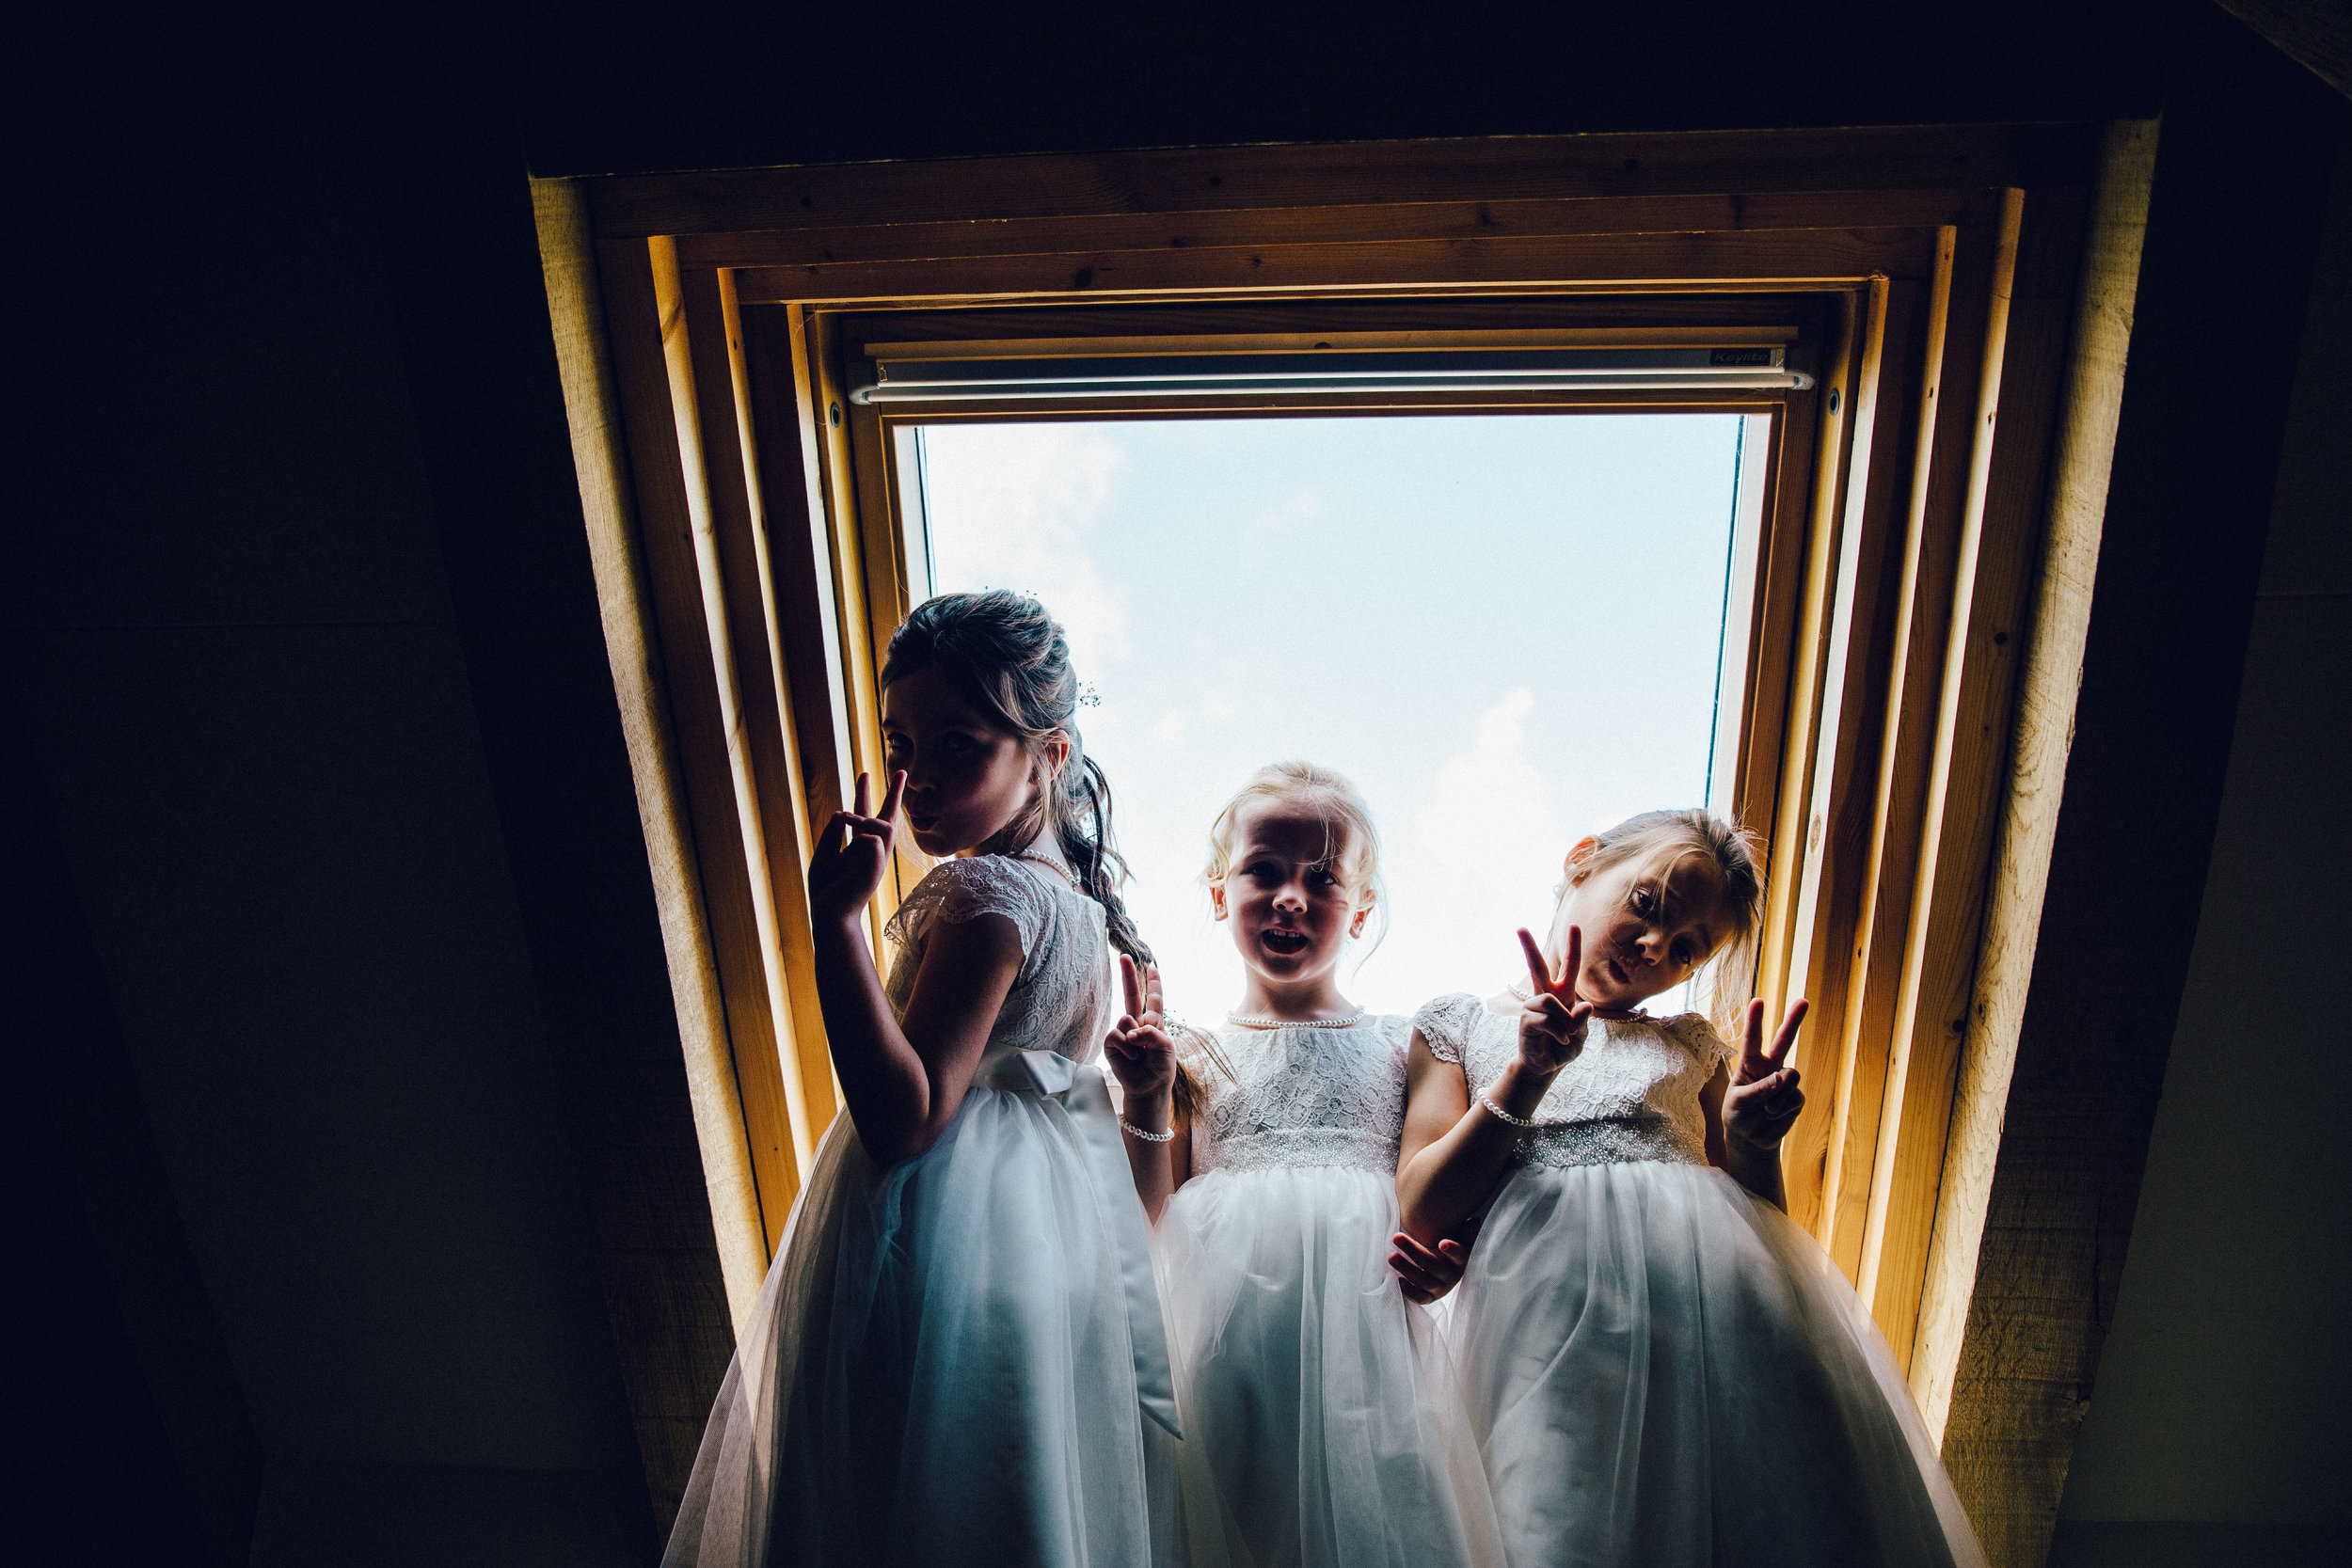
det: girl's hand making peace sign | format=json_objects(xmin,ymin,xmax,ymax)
[
  {"xmin": 1516, "ymin": 926, "xmax": 1594, "ymax": 1076},
  {"xmin": 1102, "ymin": 954, "xmax": 1179, "ymax": 1107},
  {"xmin": 1722, "ymin": 997, "xmax": 1808, "ymax": 1155},
  {"xmin": 808, "ymin": 770, "xmax": 908, "ymax": 926}
]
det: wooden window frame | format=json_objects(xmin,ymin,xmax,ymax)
[
  {"xmin": 541, "ymin": 124, "xmax": 2106, "ymax": 1514},
  {"xmin": 824, "ymin": 293, "xmax": 1829, "ymax": 901}
]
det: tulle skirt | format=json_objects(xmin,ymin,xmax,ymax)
[
  {"xmin": 664, "ymin": 1087, "xmax": 1175, "ymax": 1568},
  {"xmin": 1155, "ymin": 1164, "xmax": 1502, "ymax": 1568},
  {"xmin": 1452, "ymin": 1160, "xmax": 1985, "ymax": 1568}
]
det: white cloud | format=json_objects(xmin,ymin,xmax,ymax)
[
  {"xmin": 920, "ymin": 425, "xmax": 1132, "ymax": 670},
  {"xmin": 1372, "ymin": 688, "xmax": 1574, "ymax": 1011}
]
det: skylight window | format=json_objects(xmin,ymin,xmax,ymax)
[{"xmin": 915, "ymin": 413, "xmax": 1753, "ymax": 1018}]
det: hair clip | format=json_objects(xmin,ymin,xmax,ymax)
[{"xmin": 1076, "ymin": 682, "xmax": 1102, "ymax": 708}]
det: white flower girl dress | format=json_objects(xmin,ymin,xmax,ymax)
[
  {"xmin": 664, "ymin": 844, "xmax": 1181, "ymax": 1568},
  {"xmin": 1154, "ymin": 1014, "xmax": 1501, "ymax": 1568},
  {"xmin": 1411, "ymin": 994, "xmax": 1985, "ymax": 1568}
]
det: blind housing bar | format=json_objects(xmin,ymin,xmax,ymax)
[{"xmin": 851, "ymin": 345, "xmax": 1810, "ymax": 404}]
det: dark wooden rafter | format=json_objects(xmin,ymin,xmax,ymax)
[
  {"xmin": 588, "ymin": 123, "xmax": 2098, "ymax": 238},
  {"xmin": 0, "ymin": 684, "xmax": 262, "ymax": 1567},
  {"xmin": 2216, "ymin": 0, "xmax": 2352, "ymax": 101}
]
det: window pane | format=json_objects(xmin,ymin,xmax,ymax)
[{"xmin": 916, "ymin": 414, "xmax": 1744, "ymax": 1020}]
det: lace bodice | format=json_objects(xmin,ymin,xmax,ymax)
[
  {"xmin": 882, "ymin": 847, "xmax": 1113, "ymax": 1069},
  {"xmin": 1184, "ymin": 1015, "xmax": 1410, "ymax": 1178},
  {"xmin": 1411, "ymin": 993, "xmax": 1734, "ymax": 1171}
]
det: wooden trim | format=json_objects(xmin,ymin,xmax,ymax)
[
  {"xmin": 1909, "ymin": 120, "xmax": 2157, "ymax": 1446},
  {"xmin": 596, "ymin": 231, "xmax": 805, "ymax": 1256},
  {"xmin": 1851, "ymin": 212, "xmax": 2024, "ymax": 1332},
  {"xmin": 532, "ymin": 183, "xmax": 769, "ymax": 1326},
  {"xmin": 729, "ymin": 229, "xmax": 1937, "ymax": 305},
  {"xmin": 678, "ymin": 190, "xmax": 1996, "ymax": 272},
  {"xmin": 1856, "ymin": 185, "xmax": 2090, "ymax": 1369},
  {"xmin": 1774, "ymin": 278, "xmax": 1931, "ymax": 1241},
  {"xmin": 645, "ymin": 238, "xmax": 822, "ymax": 1210},
  {"xmin": 845, "ymin": 388, "xmax": 1805, "ymax": 423},
  {"xmin": 1721, "ymin": 393, "xmax": 1823, "ymax": 846},
  {"xmin": 1936, "ymin": 11, "xmax": 2341, "ymax": 1558},
  {"xmin": 590, "ymin": 123, "xmax": 2099, "ymax": 237},
  {"xmin": 1759, "ymin": 288, "xmax": 1863, "ymax": 1071},
  {"xmin": 676, "ymin": 269, "xmax": 843, "ymax": 1156},
  {"xmin": 803, "ymin": 312, "xmax": 907, "ymax": 939},
  {"xmin": 842, "ymin": 294, "xmax": 1824, "ymax": 346},
  {"xmin": 1820, "ymin": 222, "xmax": 2001, "ymax": 1278},
  {"xmin": 739, "ymin": 303, "xmax": 858, "ymax": 828},
  {"xmin": 842, "ymin": 365, "xmax": 932, "ymax": 906},
  {"xmin": 863, "ymin": 325, "xmax": 1804, "ymax": 360},
  {"xmin": 1704, "ymin": 411, "xmax": 1777, "ymax": 820},
  {"xmin": 834, "ymin": 288, "xmax": 1828, "ymax": 873},
  {"xmin": 564, "ymin": 137, "xmax": 2114, "ymax": 1549}
]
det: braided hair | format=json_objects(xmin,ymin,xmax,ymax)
[{"xmin": 880, "ymin": 591, "xmax": 1153, "ymax": 969}]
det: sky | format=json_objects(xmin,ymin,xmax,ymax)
[{"xmin": 916, "ymin": 413, "xmax": 1745, "ymax": 1022}]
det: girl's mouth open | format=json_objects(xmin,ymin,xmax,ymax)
[
  {"xmin": 1605, "ymin": 955, "xmax": 1633, "ymax": 986},
  {"xmin": 1261, "ymin": 928, "xmax": 1311, "ymax": 957}
]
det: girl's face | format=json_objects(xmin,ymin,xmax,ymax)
[
  {"xmin": 1210, "ymin": 802, "xmax": 1369, "ymax": 988},
  {"xmin": 882, "ymin": 666, "xmax": 1057, "ymax": 857},
  {"xmin": 1549, "ymin": 841, "xmax": 1731, "ymax": 1012}
]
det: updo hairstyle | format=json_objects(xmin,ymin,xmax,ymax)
[{"xmin": 880, "ymin": 590, "xmax": 1152, "ymax": 967}]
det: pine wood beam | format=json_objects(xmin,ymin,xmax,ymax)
[
  {"xmin": 1935, "ymin": 9, "xmax": 2344, "ymax": 1562},
  {"xmin": 532, "ymin": 180, "xmax": 771, "ymax": 1328},
  {"xmin": 1909, "ymin": 119, "xmax": 2159, "ymax": 1445}
]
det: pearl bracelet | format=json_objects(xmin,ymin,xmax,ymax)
[
  {"xmin": 1120, "ymin": 1117, "xmax": 1176, "ymax": 1144},
  {"xmin": 1478, "ymin": 1091, "xmax": 1540, "ymax": 1129}
]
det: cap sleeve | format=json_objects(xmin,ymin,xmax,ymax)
[
  {"xmin": 1410, "ymin": 992, "xmax": 1484, "ymax": 1066},
  {"xmin": 884, "ymin": 856, "xmax": 1052, "ymax": 958},
  {"xmin": 1664, "ymin": 1011, "xmax": 1737, "ymax": 1070}
]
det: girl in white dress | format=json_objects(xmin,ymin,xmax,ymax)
[
  {"xmin": 1396, "ymin": 809, "xmax": 1985, "ymax": 1568},
  {"xmin": 1104, "ymin": 762, "xmax": 1500, "ymax": 1568},
  {"xmin": 664, "ymin": 591, "xmax": 1181, "ymax": 1568}
]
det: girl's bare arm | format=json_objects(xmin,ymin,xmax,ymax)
[
  {"xmin": 1700, "ymin": 1064, "xmax": 1786, "ymax": 1208},
  {"xmin": 813, "ymin": 911, "xmax": 1021, "ymax": 1164},
  {"xmin": 1400, "ymin": 932, "xmax": 1590, "ymax": 1243},
  {"xmin": 1394, "ymin": 1032, "xmax": 1550, "ymax": 1244},
  {"xmin": 1114, "ymin": 1098, "xmax": 1192, "ymax": 1225}
]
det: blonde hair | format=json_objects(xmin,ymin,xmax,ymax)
[
  {"xmin": 1202, "ymin": 760, "xmax": 1386, "ymax": 944},
  {"xmin": 1168, "ymin": 762, "xmax": 1386, "ymax": 1118},
  {"xmin": 1560, "ymin": 808, "xmax": 1765, "ymax": 1040}
]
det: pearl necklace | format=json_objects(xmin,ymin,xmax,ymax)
[
  {"xmin": 1224, "ymin": 1009, "xmax": 1366, "ymax": 1031},
  {"xmin": 1012, "ymin": 851, "xmax": 1073, "ymax": 888},
  {"xmin": 1507, "ymin": 979, "xmax": 1647, "ymax": 1022}
]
